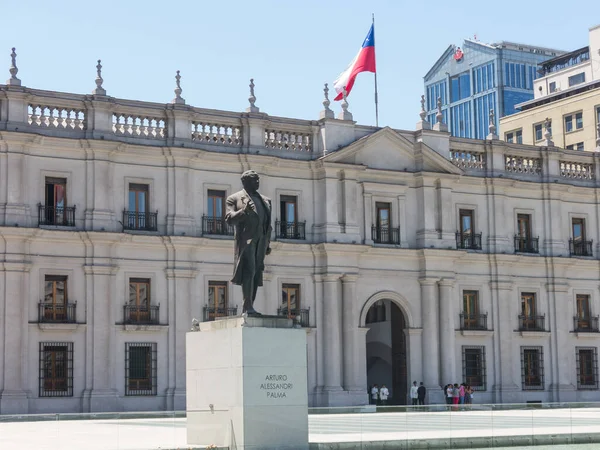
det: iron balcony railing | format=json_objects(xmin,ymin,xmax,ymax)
[
  {"xmin": 201, "ymin": 215, "xmax": 234, "ymax": 236},
  {"xmin": 277, "ymin": 307, "xmax": 310, "ymax": 327},
  {"xmin": 275, "ymin": 220, "xmax": 306, "ymax": 240},
  {"xmin": 371, "ymin": 226, "xmax": 400, "ymax": 245},
  {"xmin": 514, "ymin": 235, "xmax": 539, "ymax": 254},
  {"xmin": 203, "ymin": 306, "xmax": 238, "ymax": 322},
  {"xmin": 123, "ymin": 304, "xmax": 160, "ymax": 325},
  {"xmin": 38, "ymin": 204, "xmax": 76, "ymax": 227},
  {"xmin": 456, "ymin": 232, "xmax": 482, "ymax": 250},
  {"xmin": 573, "ymin": 315, "xmax": 600, "ymax": 332},
  {"xmin": 570, "ymin": 239, "xmax": 593, "ymax": 257},
  {"xmin": 122, "ymin": 210, "xmax": 158, "ymax": 231},
  {"xmin": 459, "ymin": 313, "xmax": 488, "ymax": 331},
  {"xmin": 518, "ymin": 314, "xmax": 546, "ymax": 332},
  {"xmin": 38, "ymin": 302, "xmax": 76, "ymax": 323}
]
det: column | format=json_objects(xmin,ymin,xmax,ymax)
[
  {"xmin": 548, "ymin": 282, "xmax": 575, "ymax": 402},
  {"xmin": 313, "ymin": 275, "xmax": 325, "ymax": 402},
  {"xmin": 420, "ymin": 278, "xmax": 440, "ymax": 390},
  {"xmin": 491, "ymin": 280, "xmax": 519, "ymax": 403},
  {"xmin": 438, "ymin": 278, "xmax": 456, "ymax": 385},
  {"xmin": 341, "ymin": 274, "xmax": 364, "ymax": 403},
  {"xmin": 322, "ymin": 274, "xmax": 343, "ymax": 396}
]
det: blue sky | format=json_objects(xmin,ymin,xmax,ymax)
[{"xmin": 2, "ymin": 0, "xmax": 597, "ymax": 129}]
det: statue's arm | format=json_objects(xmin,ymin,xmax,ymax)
[{"xmin": 225, "ymin": 195, "xmax": 245, "ymax": 225}]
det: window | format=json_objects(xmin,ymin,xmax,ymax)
[
  {"xmin": 459, "ymin": 209, "xmax": 474, "ymax": 234},
  {"xmin": 207, "ymin": 281, "xmax": 228, "ymax": 320},
  {"xmin": 505, "ymin": 129, "xmax": 523, "ymax": 144},
  {"xmin": 568, "ymin": 72, "xmax": 586, "ymax": 87},
  {"xmin": 549, "ymin": 82, "xmax": 556, "ymax": 93},
  {"xmin": 451, "ymin": 72, "xmax": 471, "ymax": 102},
  {"xmin": 462, "ymin": 291, "xmax": 484, "ymax": 330},
  {"xmin": 577, "ymin": 348, "xmax": 598, "ymax": 390},
  {"xmin": 366, "ymin": 301, "xmax": 386, "ymax": 324},
  {"xmin": 520, "ymin": 292, "xmax": 541, "ymax": 330},
  {"xmin": 515, "ymin": 129, "xmax": 522, "ymax": 144},
  {"xmin": 597, "ymin": 106, "xmax": 600, "ymax": 126},
  {"xmin": 521, "ymin": 292, "xmax": 536, "ymax": 317},
  {"xmin": 576, "ymin": 294, "xmax": 591, "ymax": 329},
  {"xmin": 129, "ymin": 184, "xmax": 149, "ymax": 214},
  {"xmin": 521, "ymin": 346, "xmax": 544, "ymax": 390},
  {"xmin": 572, "ymin": 218, "xmax": 586, "ymax": 244},
  {"xmin": 565, "ymin": 112, "xmax": 583, "ymax": 133},
  {"xmin": 43, "ymin": 275, "xmax": 68, "ymax": 321},
  {"xmin": 280, "ymin": 195, "xmax": 298, "ymax": 223},
  {"xmin": 39, "ymin": 342, "xmax": 73, "ymax": 397},
  {"xmin": 128, "ymin": 278, "xmax": 151, "ymax": 323},
  {"xmin": 517, "ymin": 214, "xmax": 531, "ymax": 240},
  {"xmin": 376, "ymin": 202, "xmax": 391, "ymax": 229},
  {"xmin": 207, "ymin": 190, "xmax": 225, "ymax": 219},
  {"xmin": 125, "ymin": 343, "xmax": 157, "ymax": 396},
  {"xmin": 505, "ymin": 131, "xmax": 514, "ymax": 143},
  {"xmin": 577, "ymin": 142, "xmax": 585, "ymax": 151},
  {"xmin": 462, "ymin": 346, "xmax": 486, "ymax": 391},
  {"xmin": 42, "ymin": 177, "xmax": 73, "ymax": 226},
  {"xmin": 280, "ymin": 284, "xmax": 300, "ymax": 319}
]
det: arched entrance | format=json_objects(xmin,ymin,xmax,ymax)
[{"xmin": 365, "ymin": 300, "xmax": 408, "ymax": 405}]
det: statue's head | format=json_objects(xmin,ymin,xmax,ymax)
[{"xmin": 241, "ymin": 170, "xmax": 260, "ymax": 193}]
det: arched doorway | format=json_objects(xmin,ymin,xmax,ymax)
[{"xmin": 365, "ymin": 300, "xmax": 408, "ymax": 405}]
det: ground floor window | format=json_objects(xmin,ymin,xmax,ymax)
[
  {"xmin": 462, "ymin": 346, "xmax": 486, "ymax": 391},
  {"xmin": 521, "ymin": 346, "xmax": 544, "ymax": 390},
  {"xmin": 576, "ymin": 347, "xmax": 598, "ymax": 390},
  {"xmin": 125, "ymin": 342, "xmax": 157, "ymax": 396},
  {"xmin": 39, "ymin": 342, "xmax": 73, "ymax": 397}
]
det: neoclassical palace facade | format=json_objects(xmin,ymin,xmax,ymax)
[{"xmin": 2, "ymin": 67, "xmax": 600, "ymax": 414}]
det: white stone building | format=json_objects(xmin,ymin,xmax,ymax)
[{"xmin": 1, "ymin": 54, "xmax": 600, "ymax": 415}]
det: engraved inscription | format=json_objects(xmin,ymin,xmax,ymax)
[{"xmin": 260, "ymin": 374, "xmax": 293, "ymax": 398}]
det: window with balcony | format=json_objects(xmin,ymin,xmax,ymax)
[
  {"xmin": 576, "ymin": 347, "xmax": 598, "ymax": 390},
  {"xmin": 39, "ymin": 177, "xmax": 75, "ymax": 227},
  {"xmin": 571, "ymin": 218, "xmax": 592, "ymax": 257},
  {"xmin": 462, "ymin": 346, "xmax": 486, "ymax": 391},
  {"xmin": 568, "ymin": 72, "xmax": 586, "ymax": 87},
  {"xmin": 278, "ymin": 283, "xmax": 309, "ymax": 327},
  {"xmin": 521, "ymin": 346, "xmax": 544, "ymax": 390},
  {"xmin": 565, "ymin": 112, "xmax": 583, "ymax": 133},
  {"xmin": 574, "ymin": 294, "xmax": 598, "ymax": 332},
  {"xmin": 519, "ymin": 292, "xmax": 544, "ymax": 331},
  {"xmin": 203, "ymin": 190, "xmax": 231, "ymax": 235},
  {"xmin": 505, "ymin": 129, "xmax": 523, "ymax": 144},
  {"xmin": 124, "ymin": 183, "xmax": 157, "ymax": 231},
  {"xmin": 460, "ymin": 291, "xmax": 487, "ymax": 330},
  {"xmin": 39, "ymin": 342, "xmax": 73, "ymax": 397},
  {"xmin": 456, "ymin": 209, "xmax": 481, "ymax": 250},
  {"xmin": 372, "ymin": 202, "xmax": 399, "ymax": 244},
  {"xmin": 204, "ymin": 281, "xmax": 236, "ymax": 321},
  {"xmin": 276, "ymin": 195, "xmax": 305, "ymax": 240},
  {"xmin": 515, "ymin": 214, "xmax": 538, "ymax": 253},
  {"xmin": 125, "ymin": 342, "xmax": 157, "ymax": 396},
  {"xmin": 40, "ymin": 275, "xmax": 75, "ymax": 323},
  {"xmin": 125, "ymin": 278, "xmax": 158, "ymax": 324}
]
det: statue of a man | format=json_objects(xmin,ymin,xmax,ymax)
[{"xmin": 225, "ymin": 170, "xmax": 272, "ymax": 316}]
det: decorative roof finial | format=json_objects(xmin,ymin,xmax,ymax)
[
  {"xmin": 246, "ymin": 78, "xmax": 259, "ymax": 113},
  {"xmin": 487, "ymin": 109, "xmax": 498, "ymax": 140},
  {"xmin": 337, "ymin": 87, "xmax": 353, "ymax": 121},
  {"xmin": 320, "ymin": 83, "xmax": 334, "ymax": 119},
  {"xmin": 416, "ymin": 94, "xmax": 431, "ymax": 131},
  {"xmin": 7, "ymin": 47, "xmax": 21, "ymax": 86},
  {"xmin": 92, "ymin": 59, "xmax": 106, "ymax": 95},
  {"xmin": 172, "ymin": 70, "xmax": 185, "ymax": 104},
  {"xmin": 543, "ymin": 117, "xmax": 554, "ymax": 147},
  {"xmin": 433, "ymin": 97, "xmax": 448, "ymax": 132}
]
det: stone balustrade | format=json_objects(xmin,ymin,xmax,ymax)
[
  {"xmin": 505, "ymin": 155, "xmax": 542, "ymax": 175},
  {"xmin": 560, "ymin": 160, "xmax": 595, "ymax": 180},
  {"xmin": 112, "ymin": 113, "xmax": 166, "ymax": 139},
  {"xmin": 192, "ymin": 121, "xmax": 242, "ymax": 146},
  {"xmin": 28, "ymin": 104, "xmax": 86, "ymax": 131},
  {"xmin": 265, "ymin": 129, "xmax": 312, "ymax": 152},
  {"xmin": 449, "ymin": 150, "xmax": 485, "ymax": 169}
]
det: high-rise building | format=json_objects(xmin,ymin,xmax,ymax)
[
  {"xmin": 500, "ymin": 25, "xmax": 600, "ymax": 151},
  {"xmin": 424, "ymin": 39, "xmax": 563, "ymax": 139}
]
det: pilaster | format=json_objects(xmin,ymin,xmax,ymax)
[
  {"xmin": 420, "ymin": 278, "xmax": 440, "ymax": 391},
  {"xmin": 438, "ymin": 278, "xmax": 456, "ymax": 385},
  {"xmin": 341, "ymin": 274, "xmax": 362, "ymax": 393},
  {"xmin": 321, "ymin": 274, "xmax": 344, "ymax": 405}
]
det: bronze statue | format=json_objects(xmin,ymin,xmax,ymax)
[{"xmin": 225, "ymin": 170, "xmax": 272, "ymax": 316}]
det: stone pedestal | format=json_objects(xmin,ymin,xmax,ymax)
[{"xmin": 186, "ymin": 316, "xmax": 309, "ymax": 450}]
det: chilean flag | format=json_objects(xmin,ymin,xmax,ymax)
[{"xmin": 333, "ymin": 25, "xmax": 376, "ymax": 101}]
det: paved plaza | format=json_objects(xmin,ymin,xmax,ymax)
[{"xmin": 1, "ymin": 408, "xmax": 600, "ymax": 449}]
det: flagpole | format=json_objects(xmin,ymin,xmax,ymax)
[{"xmin": 372, "ymin": 13, "xmax": 379, "ymax": 127}]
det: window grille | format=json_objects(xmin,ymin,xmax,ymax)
[
  {"xmin": 125, "ymin": 342, "xmax": 157, "ymax": 396},
  {"xmin": 39, "ymin": 342, "xmax": 73, "ymax": 397},
  {"xmin": 521, "ymin": 346, "xmax": 544, "ymax": 390},
  {"xmin": 462, "ymin": 346, "xmax": 486, "ymax": 391},
  {"xmin": 576, "ymin": 347, "xmax": 599, "ymax": 390}
]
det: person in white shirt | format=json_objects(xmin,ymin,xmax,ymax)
[
  {"xmin": 379, "ymin": 384, "xmax": 390, "ymax": 405},
  {"xmin": 410, "ymin": 380, "xmax": 419, "ymax": 405},
  {"xmin": 370, "ymin": 384, "xmax": 379, "ymax": 405}
]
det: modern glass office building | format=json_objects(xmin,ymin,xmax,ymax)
[{"xmin": 424, "ymin": 40, "xmax": 564, "ymax": 139}]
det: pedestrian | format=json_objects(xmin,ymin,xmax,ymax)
[
  {"xmin": 410, "ymin": 381, "xmax": 419, "ymax": 405},
  {"xmin": 445, "ymin": 384, "xmax": 453, "ymax": 409},
  {"xmin": 417, "ymin": 382, "xmax": 426, "ymax": 405},
  {"xmin": 464, "ymin": 385, "xmax": 473, "ymax": 409},
  {"xmin": 371, "ymin": 384, "xmax": 379, "ymax": 405},
  {"xmin": 459, "ymin": 383, "xmax": 466, "ymax": 405},
  {"xmin": 452, "ymin": 383, "xmax": 460, "ymax": 411},
  {"xmin": 379, "ymin": 384, "xmax": 389, "ymax": 405}
]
